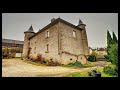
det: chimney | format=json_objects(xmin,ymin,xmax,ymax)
[{"xmin": 51, "ymin": 18, "xmax": 55, "ymax": 22}]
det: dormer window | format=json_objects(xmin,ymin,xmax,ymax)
[
  {"xmin": 73, "ymin": 30, "xmax": 76, "ymax": 37},
  {"xmin": 45, "ymin": 31, "xmax": 49, "ymax": 38}
]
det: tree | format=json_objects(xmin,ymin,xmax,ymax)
[
  {"xmin": 88, "ymin": 51, "xmax": 97, "ymax": 62},
  {"xmin": 107, "ymin": 30, "xmax": 113, "ymax": 46},
  {"xmin": 108, "ymin": 43, "xmax": 118, "ymax": 67},
  {"xmin": 107, "ymin": 30, "xmax": 113, "ymax": 57},
  {"xmin": 112, "ymin": 32, "xmax": 118, "ymax": 44},
  {"xmin": 91, "ymin": 50, "xmax": 98, "ymax": 57},
  {"xmin": 106, "ymin": 30, "xmax": 118, "ymax": 76}
]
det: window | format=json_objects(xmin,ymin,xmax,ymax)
[
  {"xmin": 73, "ymin": 30, "xmax": 76, "ymax": 37},
  {"xmin": 34, "ymin": 47, "xmax": 36, "ymax": 54},
  {"xmin": 46, "ymin": 44, "xmax": 49, "ymax": 52},
  {"xmin": 45, "ymin": 31, "xmax": 49, "ymax": 38}
]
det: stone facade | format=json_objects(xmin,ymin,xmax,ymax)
[
  {"xmin": 23, "ymin": 18, "xmax": 89, "ymax": 64},
  {"xmin": 29, "ymin": 23, "xmax": 59, "ymax": 60}
]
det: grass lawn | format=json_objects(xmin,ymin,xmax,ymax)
[
  {"xmin": 23, "ymin": 60, "xmax": 45, "ymax": 66},
  {"xmin": 2, "ymin": 57, "xmax": 22, "ymax": 60},
  {"xmin": 65, "ymin": 67, "xmax": 117, "ymax": 77},
  {"xmin": 65, "ymin": 71, "xmax": 89, "ymax": 77},
  {"xmin": 84, "ymin": 61, "xmax": 96, "ymax": 67},
  {"xmin": 62, "ymin": 61, "xmax": 96, "ymax": 68}
]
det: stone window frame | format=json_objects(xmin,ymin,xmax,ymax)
[
  {"xmin": 34, "ymin": 47, "xmax": 36, "ymax": 54},
  {"xmin": 45, "ymin": 30, "xmax": 50, "ymax": 38},
  {"xmin": 73, "ymin": 30, "xmax": 76, "ymax": 37},
  {"xmin": 45, "ymin": 44, "xmax": 49, "ymax": 53}
]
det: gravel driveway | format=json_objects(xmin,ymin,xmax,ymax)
[{"xmin": 2, "ymin": 59, "xmax": 100, "ymax": 77}]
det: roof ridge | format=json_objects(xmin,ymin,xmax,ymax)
[{"xmin": 29, "ymin": 18, "xmax": 82, "ymax": 39}]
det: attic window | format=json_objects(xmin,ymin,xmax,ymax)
[{"xmin": 73, "ymin": 30, "xmax": 76, "ymax": 37}]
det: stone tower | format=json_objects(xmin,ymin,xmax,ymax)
[
  {"xmin": 78, "ymin": 19, "xmax": 89, "ymax": 55},
  {"xmin": 22, "ymin": 25, "xmax": 35, "ymax": 59}
]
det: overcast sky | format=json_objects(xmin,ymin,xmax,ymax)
[{"xmin": 2, "ymin": 13, "xmax": 118, "ymax": 48}]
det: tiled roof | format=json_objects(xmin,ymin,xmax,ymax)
[
  {"xmin": 98, "ymin": 48, "xmax": 106, "ymax": 51},
  {"xmin": 78, "ymin": 19, "xmax": 86, "ymax": 26},
  {"xmin": 88, "ymin": 47, "xmax": 93, "ymax": 50},
  {"xmin": 2, "ymin": 38, "xmax": 24, "ymax": 44},
  {"xmin": 24, "ymin": 25, "xmax": 35, "ymax": 33}
]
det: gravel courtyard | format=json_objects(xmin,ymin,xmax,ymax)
[{"xmin": 2, "ymin": 58, "xmax": 105, "ymax": 77}]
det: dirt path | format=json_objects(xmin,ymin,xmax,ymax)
[
  {"xmin": 95, "ymin": 61, "xmax": 108, "ymax": 67},
  {"xmin": 2, "ymin": 59, "xmax": 101, "ymax": 77}
]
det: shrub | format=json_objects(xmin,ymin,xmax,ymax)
[
  {"xmin": 108, "ymin": 44, "xmax": 118, "ymax": 67},
  {"xmin": 104, "ymin": 55, "xmax": 111, "ymax": 61},
  {"xmin": 31, "ymin": 56, "xmax": 37, "ymax": 61},
  {"xmin": 104, "ymin": 55, "xmax": 109, "ymax": 59},
  {"xmin": 44, "ymin": 58, "xmax": 49, "ymax": 63},
  {"xmin": 67, "ymin": 61, "xmax": 83, "ymax": 66},
  {"xmin": 104, "ymin": 64, "xmax": 118, "ymax": 76},
  {"xmin": 37, "ymin": 54, "xmax": 42, "ymax": 61},
  {"xmin": 88, "ymin": 68, "xmax": 101, "ymax": 77},
  {"xmin": 88, "ymin": 55, "xmax": 96, "ymax": 62},
  {"xmin": 41, "ymin": 57, "xmax": 47, "ymax": 64},
  {"xmin": 91, "ymin": 51, "xmax": 98, "ymax": 56}
]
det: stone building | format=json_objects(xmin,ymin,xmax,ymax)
[
  {"xmin": 89, "ymin": 47, "xmax": 93, "ymax": 54},
  {"xmin": 22, "ymin": 18, "xmax": 89, "ymax": 64},
  {"xmin": 2, "ymin": 38, "xmax": 23, "ymax": 48},
  {"xmin": 2, "ymin": 38, "xmax": 24, "ymax": 58},
  {"xmin": 97, "ymin": 48, "xmax": 107, "ymax": 55}
]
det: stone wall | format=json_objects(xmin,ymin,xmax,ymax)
[
  {"xmin": 29, "ymin": 23, "xmax": 60, "ymax": 61},
  {"xmin": 23, "ymin": 21, "xmax": 88, "ymax": 64},
  {"xmin": 60, "ymin": 22, "xmax": 84, "ymax": 55},
  {"xmin": 61, "ymin": 53, "xmax": 77, "ymax": 64},
  {"xmin": 22, "ymin": 32, "xmax": 35, "ymax": 58},
  {"xmin": 59, "ymin": 22, "xmax": 87, "ymax": 64}
]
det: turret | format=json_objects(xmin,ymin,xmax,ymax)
[
  {"xmin": 78, "ymin": 19, "xmax": 89, "ymax": 55},
  {"xmin": 22, "ymin": 25, "xmax": 35, "ymax": 59}
]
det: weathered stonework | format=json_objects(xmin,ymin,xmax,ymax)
[
  {"xmin": 22, "ymin": 32, "xmax": 35, "ymax": 59},
  {"xmin": 22, "ymin": 18, "xmax": 89, "ymax": 64}
]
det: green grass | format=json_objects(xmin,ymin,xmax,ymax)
[
  {"xmin": 106, "ymin": 62, "xmax": 112, "ymax": 66},
  {"xmin": 24, "ymin": 60, "xmax": 45, "ymax": 66},
  {"xmin": 98, "ymin": 67, "xmax": 117, "ymax": 77},
  {"xmin": 84, "ymin": 61, "xmax": 96, "ymax": 67},
  {"xmin": 65, "ymin": 72, "xmax": 89, "ymax": 77},
  {"xmin": 65, "ymin": 67, "xmax": 117, "ymax": 77},
  {"xmin": 2, "ymin": 57, "xmax": 22, "ymax": 60},
  {"xmin": 63, "ymin": 61, "xmax": 83, "ymax": 67},
  {"xmin": 12, "ymin": 57, "xmax": 22, "ymax": 59},
  {"xmin": 63, "ymin": 61, "xmax": 96, "ymax": 68}
]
